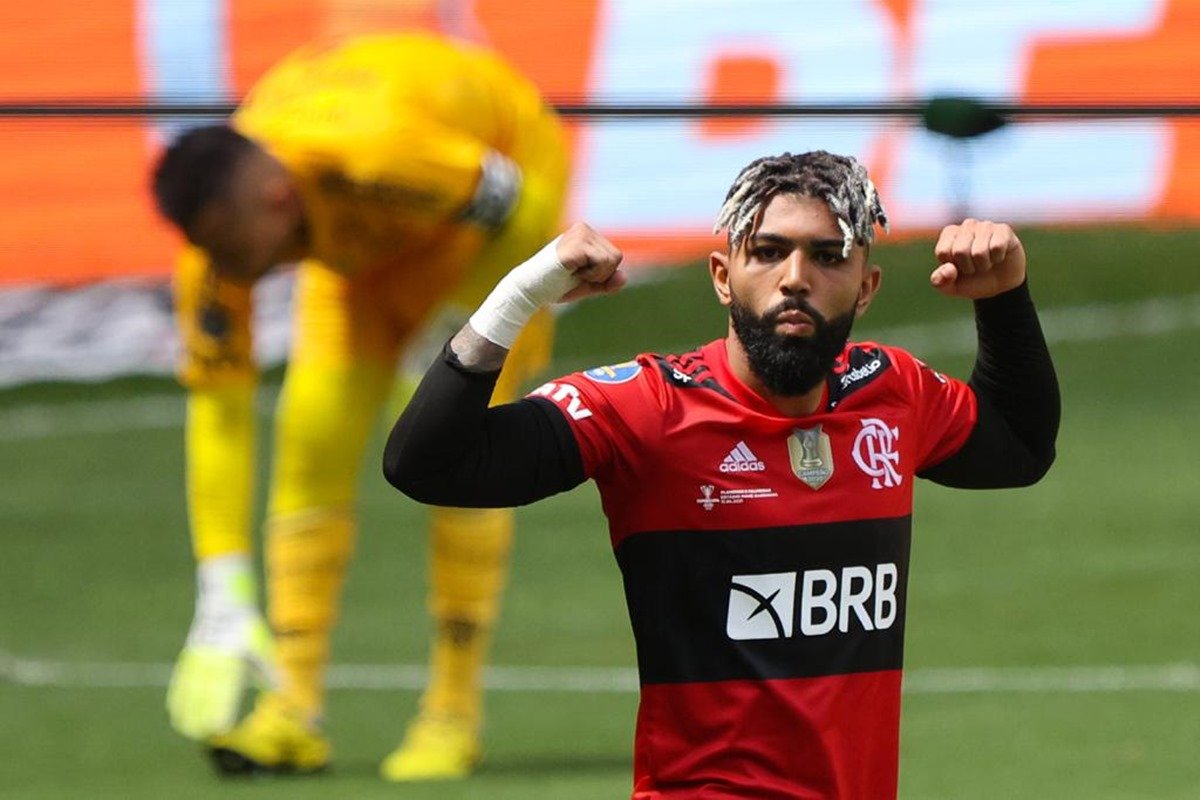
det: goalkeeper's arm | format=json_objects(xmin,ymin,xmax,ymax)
[
  {"xmin": 168, "ymin": 244, "xmax": 276, "ymax": 739},
  {"xmin": 166, "ymin": 386, "xmax": 278, "ymax": 740}
]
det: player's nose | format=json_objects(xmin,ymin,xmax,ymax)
[{"xmin": 779, "ymin": 252, "xmax": 811, "ymax": 294}]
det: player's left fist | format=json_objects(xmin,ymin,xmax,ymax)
[{"xmin": 930, "ymin": 219, "xmax": 1026, "ymax": 300}]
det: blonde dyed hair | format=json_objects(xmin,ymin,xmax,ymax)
[{"xmin": 713, "ymin": 150, "xmax": 889, "ymax": 257}]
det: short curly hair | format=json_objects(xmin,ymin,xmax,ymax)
[
  {"xmin": 151, "ymin": 124, "xmax": 257, "ymax": 235},
  {"xmin": 713, "ymin": 150, "xmax": 889, "ymax": 257}
]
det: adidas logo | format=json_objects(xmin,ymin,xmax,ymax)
[{"xmin": 719, "ymin": 441, "xmax": 766, "ymax": 473}]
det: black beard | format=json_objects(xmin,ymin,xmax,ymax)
[{"xmin": 729, "ymin": 293, "xmax": 857, "ymax": 396}]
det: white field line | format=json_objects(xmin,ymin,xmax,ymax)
[
  {"xmin": 0, "ymin": 394, "xmax": 186, "ymax": 441},
  {"xmin": 2, "ymin": 292, "xmax": 1200, "ymax": 443},
  {"xmin": 0, "ymin": 390, "xmax": 278, "ymax": 442},
  {"xmin": 1, "ymin": 648, "xmax": 1196, "ymax": 694}
]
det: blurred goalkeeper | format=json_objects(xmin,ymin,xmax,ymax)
[{"xmin": 150, "ymin": 32, "xmax": 567, "ymax": 780}]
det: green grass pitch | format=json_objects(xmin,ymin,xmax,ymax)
[{"xmin": 2, "ymin": 225, "xmax": 1199, "ymax": 798}]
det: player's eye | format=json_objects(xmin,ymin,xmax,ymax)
[
  {"xmin": 813, "ymin": 249, "xmax": 847, "ymax": 266},
  {"xmin": 751, "ymin": 245, "xmax": 785, "ymax": 262}
]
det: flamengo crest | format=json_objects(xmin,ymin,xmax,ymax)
[{"xmin": 852, "ymin": 418, "xmax": 901, "ymax": 489}]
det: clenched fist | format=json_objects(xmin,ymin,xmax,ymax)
[
  {"xmin": 554, "ymin": 222, "xmax": 627, "ymax": 302},
  {"xmin": 931, "ymin": 219, "xmax": 1026, "ymax": 300}
]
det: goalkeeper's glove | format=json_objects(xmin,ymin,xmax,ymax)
[{"xmin": 166, "ymin": 553, "xmax": 279, "ymax": 740}]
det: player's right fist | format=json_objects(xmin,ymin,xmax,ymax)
[
  {"xmin": 554, "ymin": 222, "xmax": 626, "ymax": 301},
  {"xmin": 166, "ymin": 554, "xmax": 279, "ymax": 740}
]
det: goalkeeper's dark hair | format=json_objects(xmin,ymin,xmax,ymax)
[
  {"xmin": 713, "ymin": 150, "xmax": 889, "ymax": 256},
  {"xmin": 151, "ymin": 124, "xmax": 257, "ymax": 235}
]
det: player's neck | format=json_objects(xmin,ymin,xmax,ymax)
[{"xmin": 723, "ymin": 334, "xmax": 826, "ymax": 417}]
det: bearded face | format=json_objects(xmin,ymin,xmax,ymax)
[{"xmin": 728, "ymin": 290, "xmax": 857, "ymax": 396}]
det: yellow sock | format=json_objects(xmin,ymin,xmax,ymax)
[
  {"xmin": 420, "ymin": 507, "xmax": 515, "ymax": 724},
  {"xmin": 266, "ymin": 508, "xmax": 355, "ymax": 721}
]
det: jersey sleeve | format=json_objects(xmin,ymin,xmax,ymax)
[
  {"xmin": 526, "ymin": 358, "xmax": 661, "ymax": 484},
  {"xmin": 887, "ymin": 346, "xmax": 978, "ymax": 472},
  {"xmin": 173, "ymin": 245, "xmax": 255, "ymax": 389}
]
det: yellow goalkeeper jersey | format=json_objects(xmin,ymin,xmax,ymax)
[{"xmin": 175, "ymin": 32, "xmax": 561, "ymax": 387}]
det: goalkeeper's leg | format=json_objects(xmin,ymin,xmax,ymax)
[
  {"xmin": 381, "ymin": 308, "xmax": 554, "ymax": 782},
  {"xmin": 382, "ymin": 131, "xmax": 565, "ymax": 779},
  {"xmin": 209, "ymin": 356, "xmax": 393, "ymax": 774},
  {"xmin": 380, "ymin": 505, "xmax": 513, "ymax": 781}
]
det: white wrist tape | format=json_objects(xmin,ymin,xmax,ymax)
[{"xmin": 468, "ymin": 235, "xmax": 578, "ymax": 348}]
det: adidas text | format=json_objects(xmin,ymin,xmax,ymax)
[{"xmin": 719, "ymin": 441, "xmax": 765, "ymax": 473}]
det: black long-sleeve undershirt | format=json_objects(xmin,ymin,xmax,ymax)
[
  {"xmin": 383, "ymin": 282, "xmax": 1059, "ymax": 506},
  {"xmin": 919, "ymin": 281, "xmax": 1059, "ymax": 487},
  {"xmin": 382, "ymin": 346, "xmax": 586, "ymax": 507}
]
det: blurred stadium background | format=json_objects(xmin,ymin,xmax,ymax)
[{"xmin": 2, "ymin": 1, "xmax": 1198, "ymax": 798}]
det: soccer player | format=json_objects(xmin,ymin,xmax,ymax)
[
  {"xmin": 150, "ymin": 32, "xmax": 568, "ymax": 780},
  {"xmin": 382, "ymin": 151, "xmax": 1060, "ymax": 798}
]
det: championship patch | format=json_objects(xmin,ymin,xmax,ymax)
[
  {"xmin": 789, "ymin": 425, "xmax": 834, "ymax": 490},
  {"xmin": 584, "ymin": 361, "xmax": 642, "ymax": 384}
]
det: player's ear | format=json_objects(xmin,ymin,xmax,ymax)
[
  {"xmin": 262, "ymin": 172, "xmax": 295, "ymax": 210},
  {"xmin": 710, "ymin": 250, "xmax": 732, "ymax": 308},
  {"xmin": 855, "ymin": 262, "xmax": 882, "ymax": 317}
]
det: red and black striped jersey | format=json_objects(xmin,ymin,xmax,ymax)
[{"xmin": 530, "ymin": 337, "xmax": 977, "ymax": 799}]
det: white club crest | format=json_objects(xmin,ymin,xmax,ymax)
[{"xmin": 852, "ymin": 418, "xmax": 901, "ymax": 489}]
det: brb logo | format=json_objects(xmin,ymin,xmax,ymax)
[
  {"xmin": 726, "ymin": 564, "xmax": 898, "ymax": 640},
  {"xmin": 720, "ymin": 566, "xmax": 902, "ymax": 642},
  {"xmin": 726, "ymin": 572, "xmax": 797, "ymax": 640},
  {"xmin": 852, "ymin": 418, "xmax": 901, "ymax": 489}
]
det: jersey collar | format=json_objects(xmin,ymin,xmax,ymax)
[{"xmin": 703, "ymin": 337, "xmax": 832, "ymax": 419}]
